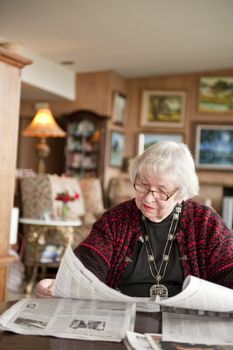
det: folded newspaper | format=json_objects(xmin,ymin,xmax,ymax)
[
  {"xmin": 52, "ymin": 244, "xmax": 233, "ymax": 313},
  {"xmin": 0, "ymin": 298, "xmax": 136, "ymax": 342}
]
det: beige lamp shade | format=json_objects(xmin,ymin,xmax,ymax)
[
  {"xmin": 22, "ymin": 106, "xmax": 66, "ymax": 138},
  {"xmin": 22, "ymin": 105, "xmax": 66, "ymax": 173}
]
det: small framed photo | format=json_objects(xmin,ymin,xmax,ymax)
[
  {"xmin": 195, "ymin": 124, "xmax": 233, "ymax": 170},
  {"xmin": 109, "ymin": 131, "xmax": 125, "ymax": 167},
  {"xmin": 198, "ymin": 76, "xmax": 233, "ymax": 113},
  {"xmin": 140, "ymin": 90, "xmax": 186, "ymax": 128},
  {"xmin": 112, "ymin": 91, "xmax": 128, "ymax": 125},
  {"xmin": 138, "ymin": 132, "xmax": 184, "ymax": 154}
]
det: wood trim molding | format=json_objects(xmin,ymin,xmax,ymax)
[
  {"xmin": 0, "ymin": 47, "xmax": 32, "ymax": 68},
  {"xmin": 0, "ymin": 255, "xmax": 17, "ymax": 266}
]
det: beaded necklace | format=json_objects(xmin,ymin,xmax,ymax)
[{"xmin": 140, "ymin": 203, "xmax": 182, "ymax": 301}]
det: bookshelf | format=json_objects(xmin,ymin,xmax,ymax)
[{"xmin": 62, "ymin": 110, "xmax": 108, "ymax": 180}]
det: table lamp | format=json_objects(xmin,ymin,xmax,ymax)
[{"xmin": 22, "ymin": 103, "xmax": 66, "ymax": 173}]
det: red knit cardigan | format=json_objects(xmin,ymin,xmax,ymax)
[{"xmin": 75, "ymin": 199, "xmax": 233, "ymax": 289}]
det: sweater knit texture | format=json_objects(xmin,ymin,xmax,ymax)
[{"xmin": 74, "ymin": 199, "xmax": 233, "ymax": 289}]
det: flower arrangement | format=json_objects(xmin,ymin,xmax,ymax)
[
  {"xmin": 55, "ymin": 191, "xmax": 80, "ymax": 219},
  {"xmin": 55, "ymin": 191, "xmax": 80, "ymax": 203}
]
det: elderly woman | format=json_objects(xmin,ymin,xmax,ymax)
[{"xmin": 36, "ymin": 141, "xmax": 233, "ymax": 299}]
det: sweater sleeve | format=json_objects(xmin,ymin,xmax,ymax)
[
  {"xmin": 73, "ymin": 199, "xmax": 141, "ymax": 288},
  {"xmin": 180, "ymin": 200, "xmax": 233, "ymax": 289},
  {"xmin": 73, "ymin": 210, "xmax": 114, "ymax": 283},
  {"xmin": 206, "ymin": 215, "xmax": 233, "ymax": 288}
]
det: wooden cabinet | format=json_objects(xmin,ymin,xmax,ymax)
[{"xmin": 62, "ymin": 110, "xmax": 109, "ymax": 180}]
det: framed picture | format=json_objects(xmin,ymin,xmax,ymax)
[
  {"xmin": 112, "ymin": 91, "xmax": 127, "ymax": 125},
  {"xmin": 109, "ymin": 131, "xmax": 125, "ymax": 167},
  {"xmin": 138, "ymin": 132, "xmax": 184, "ymax": 154},
  {"xmin": 195, "ymin": 124, "xmax": 233, "ymax": 170},
  {"xmin": 140, "ymin": 90, "xmax": 186, "ymax": 127},
  {"xmin": 198, "ymin": 76, "xmax": 233, "ymax": 112}
]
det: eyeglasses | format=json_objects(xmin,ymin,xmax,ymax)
[{"xmin": 134, "ymin": 183, "xmax": 178, "ymax": 201}]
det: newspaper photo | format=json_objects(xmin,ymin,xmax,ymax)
[
  {"xmin": 0, "ymin": 298, "xmax": 136, "ymax": 342},
  {"xmin": 52, "ymin": 244, "xmax": 233, "ymax": 313}
]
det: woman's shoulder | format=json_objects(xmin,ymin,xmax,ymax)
[
  {"xmin": 184, "ymin": 199, "xmax": 216, "ymax": 213},
  {"xmin": 182, "ymin": 199, "xmax": 227, "ymax": 232}
]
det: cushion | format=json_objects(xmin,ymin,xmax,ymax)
[
  {"xmin": 49, "ymin": 175, "xmax": 85, "ymax": 219},
  {"xmin": 20, "ymin": 174, "xmax": 85, "ymax": 220},
  {"xmin": 79, "ymin": 177, "xmax": 104, "ymax": 222},
  {"xmin": 20, "ymin": 175, "xmax": 52, "ymax": 219}
]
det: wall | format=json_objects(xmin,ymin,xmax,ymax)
[
  {"xmin": 125, "ymin": 68, "xmax": 233, "ymax": 212},
  {"xmin": 126, "ymin": 69, "xmax": 233, "ymax": 178},
  {"xmin": 19, "ymin": 68, "xmax": 233, "ymax": 208},
  {"xmin": 19, "ymin": 70, "xmax": 128, "ymax": 186}
]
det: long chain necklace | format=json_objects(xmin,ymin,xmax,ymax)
[{"xmin": 140, "ymin": 203, "xmax": 182, "ymax": 301}]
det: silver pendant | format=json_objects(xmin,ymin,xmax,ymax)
[{"xmin": 150, "ymin": 284, "xmax": 168, "ymax": 301}]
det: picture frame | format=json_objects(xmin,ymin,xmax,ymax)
[
  {"xmin": 112, "ymin": 91, "xmax": 128, "ymax": 125},
  {"xmin": 195, "ymin": 124, "xmax": 233, "ymax": 170},
  {"xmin": 138, "ymin": 132, "xmax": 184, "ymax": 154},
  {"xmin": 198, "ymin": 76, "xmax": 233, "ymax": 113},
  {"xmin": 140, "ymin": 90, "xmax": 186, "ymax": 127},
  {"xmin": 109, "ymin": 131, "xmax": 125, "ymax": 167}
]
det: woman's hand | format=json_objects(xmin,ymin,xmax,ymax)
[{"xmin": 35, "ymin": 279, "xmax": 54, "ymax": 298}]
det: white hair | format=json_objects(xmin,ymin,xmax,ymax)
[{"xmin": 129, "ymin": 141, "xmax": 199, "ymax": 201}]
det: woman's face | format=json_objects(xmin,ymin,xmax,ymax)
[{"xmin": 134, "ymin": 170, "xmax": 179, "ymax": 222}]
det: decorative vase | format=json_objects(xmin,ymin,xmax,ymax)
[{"xmin": 61, "ymin": 202, "xmax": 70, "ymax": 220}]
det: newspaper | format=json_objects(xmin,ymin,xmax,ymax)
[
  {"xmin": 52, "ymin": 244, "xmax": 160, "ymax": 312},
  {"xmin": 127, "ymin": 331, "xmax": 233, "ymax": 349},
  {"xmin": 124, "ymin": 331, "xmax": 161, "ymax": 350},
  {"xmin": 162, "ymin": 311, "xmax": 233, "ymax": 345},
  {"xmin": 52, "ymin": 244, "xmax": 233, "ymax": 313},
  {"xmin": 157, "ymin": 275, "xmax": 233, "ymax": 313},
  {"xmin": 0, "ymin": 298, "xmax": 136, "ymax": 342}
]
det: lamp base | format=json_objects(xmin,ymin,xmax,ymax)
[{"xmin": 36, "ymin": 138, "xmax": 50, "ymax": 174}]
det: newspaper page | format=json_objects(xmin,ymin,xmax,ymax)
[
  {"xmin": 145, "ymin": 334, "xmax": 162, "ymax": 350},
  {"xmin": 0, "ymin": 298, "xmax": 136, "ymax": 342},
  {"xmin": 124, "ymin": 331, "xmax": 157, "ymax": 350},
  {"xmin": 157, "ymin": 275, "xmax": 233, "ymax": 312},
  {"xmin": 162, "ymin": 311, "xmax": 233, "ymax": 345},
  {"xmin": 52, "ymin": 244, "xmax": 233, "ymax": 313},
  {"xmin": 52, "ymin": 244, "xmax": 160, "ymax": 312},
  {"xmin": 145, "ymin": 333, "xmax": 233, "ymax": 350}
]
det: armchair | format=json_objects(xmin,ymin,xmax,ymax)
[
  {"xmin": 19, "ymin": 174, "xmax": 105, "ymax": 292},
  {"xmin": 20, "ymin": 175, "xmax": 83, "ymax": 219},
  {"xmin": 20, "ymin": 174, "xmax": 105, "ymax": 245}
]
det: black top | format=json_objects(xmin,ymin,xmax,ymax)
[{"xmin": 119, "ymin": 211, "xmax": 184, "ymax": 297}]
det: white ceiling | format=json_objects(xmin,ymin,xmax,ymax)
[{"xmin": 1, "ymin": 0, "xmax": 233, "ymax": 99}]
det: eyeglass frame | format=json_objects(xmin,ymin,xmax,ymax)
[{"xmin": 133, "ymin": 182, "xmax": 179, "ymax": 201}]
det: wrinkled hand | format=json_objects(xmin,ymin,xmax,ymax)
[{"xmin": 35, "ymin": 279, "xmax": 54, "ymax": 298}]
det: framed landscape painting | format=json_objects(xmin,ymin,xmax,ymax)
[
  {"xmin": 198, "ymin": 76, "xmax": 233, "ymax": 112},
  {"xmin": 140, "ymin": 90, "xmax": 186, "ymax": 127},
  {"xmin": 195, "ymin": 124, "xmax": 233, "ymax": 170},
  {"xmin": 109, "ymin": 131, "xmax": 125, "ymax": 167},
  {"xmin": 138, "ymin": 133, "xmax": 184, "ymax": 154}
]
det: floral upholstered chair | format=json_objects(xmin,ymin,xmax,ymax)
[{"xmin": 20, "ymin": 174, "xmax": 105, "ymax": 246}]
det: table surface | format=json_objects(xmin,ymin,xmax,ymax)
[
  {"xmin": 19, "ymin": 217, "xmax": 82, "ymax": 226},
  {"xmin": 0, "ymin": 302, "xmax": 161, "ymax": 350}
]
